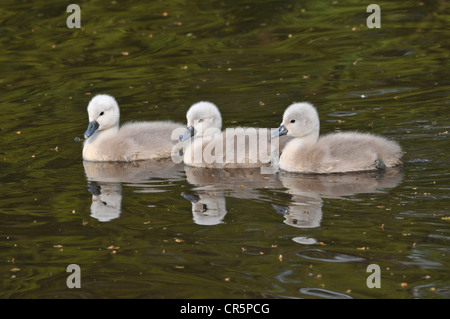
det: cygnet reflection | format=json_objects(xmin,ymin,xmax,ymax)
[
  {"xmin": 273, "ymin": 197, "xmax": 323, "ymax": 228},
  {"xmin": 87, "ymin": 183, "xmax": 122, "ymax": 222},
  {"xmin": 181, "ymin": 192, "xmax": 227, "ymax": 226},
  {"xmin": 83, "ymin": 160, "xmax": 185, "ymax": 222},
  {"xmin": 277, "ymin": 168, "xmax": 403, "ymax": 229},
  {"xmin": 183, "ymin": 166, "xmax": 283, "ymax": 225}
]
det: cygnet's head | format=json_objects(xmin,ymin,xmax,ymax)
[
  {"xmin": 271, "ymin": 102, "xmax": 320, "ymax": 140},
  {"xmin": 179, "ymin": 101, "xmax": 222, "ymax": 142},
  {"xmin": 84, "ymin": 94, "xmax": 120, "ymax": 139},
  {"xmin": 182, "ymin": 192, "xmax": 227, "ymax": 226}
]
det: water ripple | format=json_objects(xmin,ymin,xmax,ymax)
[
  {"xmin": 298, "ymin": 288, "xmax": 353, "ymax": 299},
  {"xmin": 327, "ymin": 111, "xmax": 359, "ymax": 117},
  {"xmin": 296, "ymin": 249, "xmax": 365, "ymax": 263}
]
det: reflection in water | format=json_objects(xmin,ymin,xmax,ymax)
[
  {"xmin": 83, "ymin": 160, "xmax": 184, "ymax": 222},
  {"xmin": 277, "ymin": 168, "xmax": 403, "ymax": 229},
  {"xmin": 87, "ymin": 183, "xmax": 122, "ymax": 222},
  {"xmin": 183, "ymin": 166, "xmax": 283, "ymax": 225},
  {"xmin": 292, "ymin": 237, "xmax": 318, "ymax": 245},
  {"xmin": 273, "ymin": 199, "xmax": 322, "ymax": 228},
  {"xmin": 84, "ymin": 158, "xmax": 402, "ymax": 229},
  {"xmin": 183, "ymin": 166, "xmax": 402, "ymax": 228},
  {"xmin": 181, "ymin": 192, "xmax": 227, "ymax": 226}
]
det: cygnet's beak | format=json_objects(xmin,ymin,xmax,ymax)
[
  {"xmin": 88, "ymin": 184, "xmax": 102, "ymax": 196},
  {"xmin": 179, "ymin": 126, "xmax": 195, "ymax": 142},
  {"xmin": 181, "ymin": 192, "xmax": 200, "ymax": 203},
  {"xmin": 84, "ymin": 120, "xmax": 99, "ymax": 139},
  {"xmin": 270, "ymin": 125, "xmax": 288, "ymax": 139}
]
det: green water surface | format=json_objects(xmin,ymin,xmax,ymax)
[{"xmin": 0, "ymin": 0, "xmax": 449, "ymax": 299}]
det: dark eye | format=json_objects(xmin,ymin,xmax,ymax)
[
  {"xmin": 290, "ymin": 119, "xmax": 296, "ymax": 123},
  {"xmin": 99, "ymin": 112, "xmax": 104, "ymax": 116},
  {"xmin": 198, "ymin": 119, "xmax": 203, "ymax": 123}
]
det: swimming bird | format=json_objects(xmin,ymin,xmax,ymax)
[
  {"xmin": 82, "ymin": 94, "xmax": 184, "ymax": 162},
  {"xmin": 271, "ymin": 102, "xmax": 402, "ymax": 173},
  {"xmin": 179, "ymin": 101, "xmax": 291, "ymax": 168}
]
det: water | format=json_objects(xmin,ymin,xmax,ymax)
[{"xmin": 0, "ymin": 0, "xmax": 449, "ymax": 299}]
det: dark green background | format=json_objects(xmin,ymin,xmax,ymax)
[{"xmin": 0, "ymin": 0, "xmax": 448, "ymax": 298}]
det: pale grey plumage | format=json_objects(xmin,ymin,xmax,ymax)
[
  {"xmin": 273, "ymin": 102, "xmax": 403, "ymax": 173},
  {"xmin": 82, "ymin": 94, "xmax": 184, "ymax": 162},
  {"xmin": 181, "ymin": 101, "xmax": 291, "ymax": 168}
]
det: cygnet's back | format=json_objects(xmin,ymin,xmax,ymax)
[
  {"xmin": 179, "ymin": 101, "xmax": 291, "ymax": 168},
  {"xmin": 272, "ymin": 102, "xmax": 403, "ymax": 173},
  {"xmin": 82, "ymin": 94, "xmax": 184, "ymax": 162}
]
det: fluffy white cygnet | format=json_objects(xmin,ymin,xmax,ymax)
[
  {"xmin": 179, "ymin": 101, "xmax": 290, "ymax": 168},
  {"xmin": 271, "ymin": 102, "xmax": 403, "ymax": 173},
  {"xmin": 82, "ymin": 94, "xmax": 184, "ymax": 162}
]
